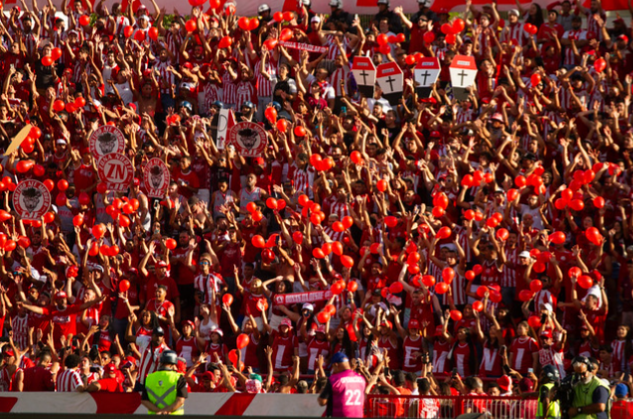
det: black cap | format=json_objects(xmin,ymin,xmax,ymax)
[{"xmin": 153, "ymin": 327, "xmax": 165, "ymax": 336}]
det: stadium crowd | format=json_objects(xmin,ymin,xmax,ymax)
[{"xmin": 1, "ymin": 0, "xmax": 633, "ymax": 415}]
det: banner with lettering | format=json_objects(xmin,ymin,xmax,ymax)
[{"xmin": 273, "ymin": 290, "xmax": 333, "ymax": 305}]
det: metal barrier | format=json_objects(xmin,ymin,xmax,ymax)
[{"xmin": 366, "ymin": 394, "xmax": 538, "ymax": 419}]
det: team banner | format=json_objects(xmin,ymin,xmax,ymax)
[
  {"xmin": 273, "ymin": 290, "xmax": 332, "ymax": 305},
  {"xmin": 143, "ymin": 157, "xmax": 170, "ymax": 198},
  {"xmin": 227, "ymin": 121, "xmax": 267, "ymax": 158},
  {"xmin": 97, "ymin": 153, "xmax": 134, "ymax": 192},
  {"xmin": 279, "ymin": 41, "xmax": 328, "ymax": 54},
  {"xmin": 13, "ymin": 180, "xmax": 51, "ymax": 221},
  {"xmin": 89, "ymin": 125, "xmax": 125, "ymax": 159}
]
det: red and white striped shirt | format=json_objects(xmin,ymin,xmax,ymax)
[
  {"xmin": 235, "ymin": 79, "xmax": 256, "ymax": 110},
  {"xmin": 501, "ymin": 22, "xmax": 527, "ymax": 47},
  {"xmin": 255, "ymin": 58, "xmax": 277, "ymax": 98},
  {"xmin": 330, "ymin": 65, "xmax": 350, "ymax": 96},
  {"xmin": 292, "ymin": 166, "xmax": 314, "ymax": 198},
  {"xmin": 562, "ymin": 29, "xmax": 587, "ymax": 66},
  {"xmin": 12, "ymin": 315, "xmax": 29, "ymax": 350},
  {"xmin": 443, "ymin": 267, "xmax": 466, "ymax": 306},
  {"xmin": 138, "ymin": 342, "xmax": 170, "ymax": 384},
  {"xmin": 328, "ymin": 200, "xmax": 351, "ymax": 220},
  {"xmin": 193, "ymin": 273, "xmax": 226, "ymax": 305},
  {"xmin": 611, "ymin": 339, "xmax": 626, "ymax": 372},
  {"xmin": 56, "ymin": 368, "xmax": 83, "ymax": 392},
  {"xmin": 221, "ymin": 71, "xmax": 238, "ymax": 106},
  {"xmin": 501, "ymin": 246, "xmax": 519, "ymax": 288}
]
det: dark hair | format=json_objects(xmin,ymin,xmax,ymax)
[
  {"xmin": 393, "ymin": 370, "xmax": 406, "ymax": 387},
  {"xmin": 418, "ymin": 378, "xmax": 431, "ymax": 394},
  {"xmin": 525, "ymin": 4, "xmax": 544, "ymax": 28},
  {"xmin": 65, "ymin": 354, "xmax": 81, "ymax": 368}
]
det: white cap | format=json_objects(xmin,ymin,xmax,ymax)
[
  {"xmin": 56, "ymin": 139, "xmax": 67, "ymax": 144},
  {"xmin": 519, "ymin": 251, "xmax": 531, "ymax": 258},
  {"xmin": 509, "ymin": 8, "xmax": 520, "ymax": 16},
  {"xmin": 329, "ymin": 0, "xmax": 341, "ymax": 7},
  {"xmin": 311, "ymin": 16, "xmax": 321, "ymax": 23},
  {"xmin": 257, "ymin": 4, "xmax": 270, "ymax": 13},
  {"xmin": 303, "ymin": 303, "xmax": 314, "ymax": 311},
  {"xmin": 377, "ymin": 0, "xmax": 389, "ymax": 4}
]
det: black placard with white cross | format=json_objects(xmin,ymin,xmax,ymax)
[
  {"xmin": 414, "ymin": 57, "xmax": 440, "ymax": 98},
  {"xmin": 352, "ymin": 56, "xmax": 376, "ymax": 98},
  {"xmin": 376, "ymin": 62, "xmax": 403, "ymax": 106}
]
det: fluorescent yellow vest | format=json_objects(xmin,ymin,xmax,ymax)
[
  {"xmin": 537, "ymin": 382, "xmax": 561, "ymax": 419},
  {"xmin": 572, "ymin": 376, "xmax": 610, "ymax": 419},
  {"xmin": 145, "ymin": 370, "xmax": 184, "ymax": 415}
]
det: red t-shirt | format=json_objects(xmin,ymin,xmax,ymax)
[
  {"xmin": 97, "ymin": 377, "xmax": 124, "ymax": 392},
  {"xmin": 23, "ymin": 366, "xmax": 55, "ymax": 391}
]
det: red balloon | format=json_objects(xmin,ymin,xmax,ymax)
[
  {"xmin": 292, "ymin": 231, "xmax": 303, "ymax": 245},
  {"xmin": 73, "ymin": 215, "xmax": 84, "ymax": 227},
  {"xmin": 421, "ymin": 275, "xmax": 435, "ymax": 287},
  {"xmin": 350, "ymin": 151, "xmax": 363, "ymax": 165},
  {"xmin": 238, "ymin": 16, "xmax": 250, "ymax": 30},
  {"xmin": 266, "ymin": 197, "xmax": 278, "ymax": 210},
  {"xmin": 92, "ymin": 224, "xmax": 106, "ymax": 239},
  {"xmin": 473, "ymin": 301, "xmax": 484, "ymax": 312},
  {"xmin": 33, "ymin": 164, "xmax": 45, "ymax": 177},
  {"xmin": 569, "ymin": 199, "xmax": 585, "ymax": 211},
  {"xmin": 465, "ymin": 270, "xmax": 475, "ymax": 281},
  {"xmin": 384, "ymin": 216, "xmax": 398, "ymax": 228},
  {"xmin": 423, "ymin": 31, "xmax": 435, "ymax": 43},
  {"xmin": 4, "ymin": 240, "xmax": 16, "ymax": 252},
  {"xmin": 332, "ymin": 241, "xmax": 343, "ymax": 256},
  {"xmin": 251, "ymin": 211, "xmax": 264, "ymax": 222},
  {"xmin": 463, "ymin": 209, "xmax": 475, "ymax": 220},
  {"xmin": 119, "ymin": 280, "xmax": 131, "ymax": 292},
  {"xmin": 452, "ymin": 18, "xmax": 465, "ymax": 33},
  {"xmin": 594, "ymin": 58, "xmax": 606, "ymax": 73},
  {"xmin": 515, "ymin": 175, "xmax": 527, "ymax": 188},
  {"xmin": 79, "ymin": 15, "xmax": 90, "ymax": 26},
  {"xmin": 111, "ymin": 245, "xmax": 121, "ymax": 256},
  {"xmin": 450, "ymin": 310, "xmax": 462, "ymax": 322},
  {"xmin": 185, "ymin": 19, "xmax": 197, "ymax": 32},
  {"xmin": 118, "ymin": 215, "xmax": 130, "ymax": 228},
  {"xmin": 377, "ymin": 179, "xmax": 388, "ymax": 192},
  {"xmin": 519, "ymin": 289, "xmax": 534, "ymax": 302},
  {"xmin": 309, "ymin": 154, "xmax": 322, "ymax": 167},
  {"xmin": 347, "ymin": 281, "xmax": 358, "ymax": 292},
  {"xmin": 528, "ymin": 315, "xmax": 542, "ymax": 329},
  {"xmin": 53, "ymin": 100, "xmax": 65, "ymax": 112},
  {"xmin": 51, "ymin": 47, "xmax": 62, "ymax": 60},
  {"xmin": 317, "ymin": 311, "xmax": 330, "ymax": 324},
  {"xmin": 222, "ymin": 294, "xmax": 234, "ymax": 306},
  {"xmin": 16, "ymin": 160, "xmax": 34, "ymax": 173},
  {"xmin": 437, "ymin": 226, "xmax": 452, "ymax": 240},
  {"xmin": 593, "ymin": 197, "xmax": 605, "ymax": 209},
  {"xmin": 0, "ymin": 211, "xmax": 12, "ymax": 227},
  {"xmin": 389, "ymin": 282, "xmax": 403, "ymax": 294},
  {"xmin": 442, "ymin": 267, "xmax": 455, "ymax": 284},
  {"xmin": 445, "ymin": 33, "xmax": 456, "ymax": 44},
  {"xmin": 44, "ymin": 212, "xmax": 55, "ymax": 224},
  {"xmin": 530, "ymin": 73, "xmax": 542, "ymax": 86},
  {"xmin": 294, "ymin": 126, "xmax": 306, "ymax": 137},
  {"xmin": 585, "ymin": 227, "xmax": 602, "ymax": 245},
  {"xmin": 252, "ymin": 235, "xmax": 265, "ymax": 248},
  {"xmin": 549, "ymin": 231, "xmax": 566, "ymax": 245},
  {"xmin": 123, "ymin": 26, "xmax": 134, "ymax": 38},
  {"xmin": 248, "ymin": 18, "xmax": 259, "ymax": 31},
  {"xmin": 340, "ymin": 255, "xmax": 354, "ymax": 268},
  {"xmin": 472, "ymin": 264, "xmax": 483, "ymax": 275},
  {"xmin": 578, "ymin": 275, "xmax": 593, "ymax": 289},
  {"xmin": 276, "ymin": 119, "xmax": 288, "ymax": 132},
  {"xmin": 432, "ymin": 207, "xmax": 445, "ymax": 218},
  {"xmin": 441, "ymin": 23, "xmax": 453, "ymax": 35},
  {"xmin": 17, "ymin": 236, "xmax": 30, "ymax": 248},
  {"xmin": 228, "ymin": 349, "xmax": 238, "ymax": 366},
  {"xmin": 530, "ymin": 280, "xmax": 543, "ymax": 293},
  {"xmin": 313, "ymin": 248, "xmax": 325, "ymax": 259},
  {"xmin": 476, "ymin": 286, "xmax": 489, "ymax": 298},
  {"xmin": 496, "ymin": 228, "xmax": 509, "ymax": 241},
  {"xmin": 41, "ymin": 56, "xmax": 53, "ymax": 67},
  {"xmin": 148, "ymin": 27, "xmax": 159, "ymax": 41},
  {"xmin": 236, "ymin": 333, "xmax": 250, "ymax": 349},
  {"xmin": 435, "ymin": 282, "xmax": 449, "ymax": 294},
  {"xmin": 165, "ymin": 238, "xmax": 177, "ymax": 250}
]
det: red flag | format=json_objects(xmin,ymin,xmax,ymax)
[
  {"xmin": 430, "ymin": 0, "xmax": 530, "ymax": 12},
  {"xmin": 583, "ymin": 0, "xmax": 627, "ymax": 10},
  {"xmin": 356, "ymin": 0, "xmax": 378, "ymax": 7},
  {"xmin": 121, "ymin": 0, "xmax": 142, "ymax": 13}
]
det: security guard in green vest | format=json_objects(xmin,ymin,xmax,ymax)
[
  {"xmin": 141, "ymin": 351, "xmax": 188, "ymax": 415},
  {"xmin": 569, "ymin": 356, "xmax": 609, "ymax": 419},
  {"xmin": 537, "ymin": 365, "xmax": 561, "ymax": 419}
]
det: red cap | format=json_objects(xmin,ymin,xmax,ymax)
[
  {"xmin": 430, "ymin": 131, "xmax": 441, "ymax": 137},
  {"xmin": 55, "ymin": 291, "xmax": 68, "ymax": 299},
  {"xmin": 182, "ymin": 320, "xmax": 195, "ymax": 330},
  {"xmin": 104, "ymin": 363, "xmax": 117, "ymax": 374},
  {"xmin": 156, "ymin": 261, "xmax": 169, "ymax": 268},
  {"xmin": 408, "ymin": 319, "xmax": 420, "ymax": 329},
  {"xmin": 381, "ymin": 320, "xmax": 392, "ymax": 330},
  {"xmin": 497, "ymin": 375, "xmax": 512, "ymax": 391},
  {"xmin": 540, "ymin": 330, "xmax": 553, "ymax": 339}
]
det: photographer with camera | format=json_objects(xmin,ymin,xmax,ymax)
[
  {"xmin": 537, "ymin": 365, "xmax": 561, "ymax": 419},
  {"xmin": 568, "ymin": 356, "xmax": 609, "ymax": 419}
]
